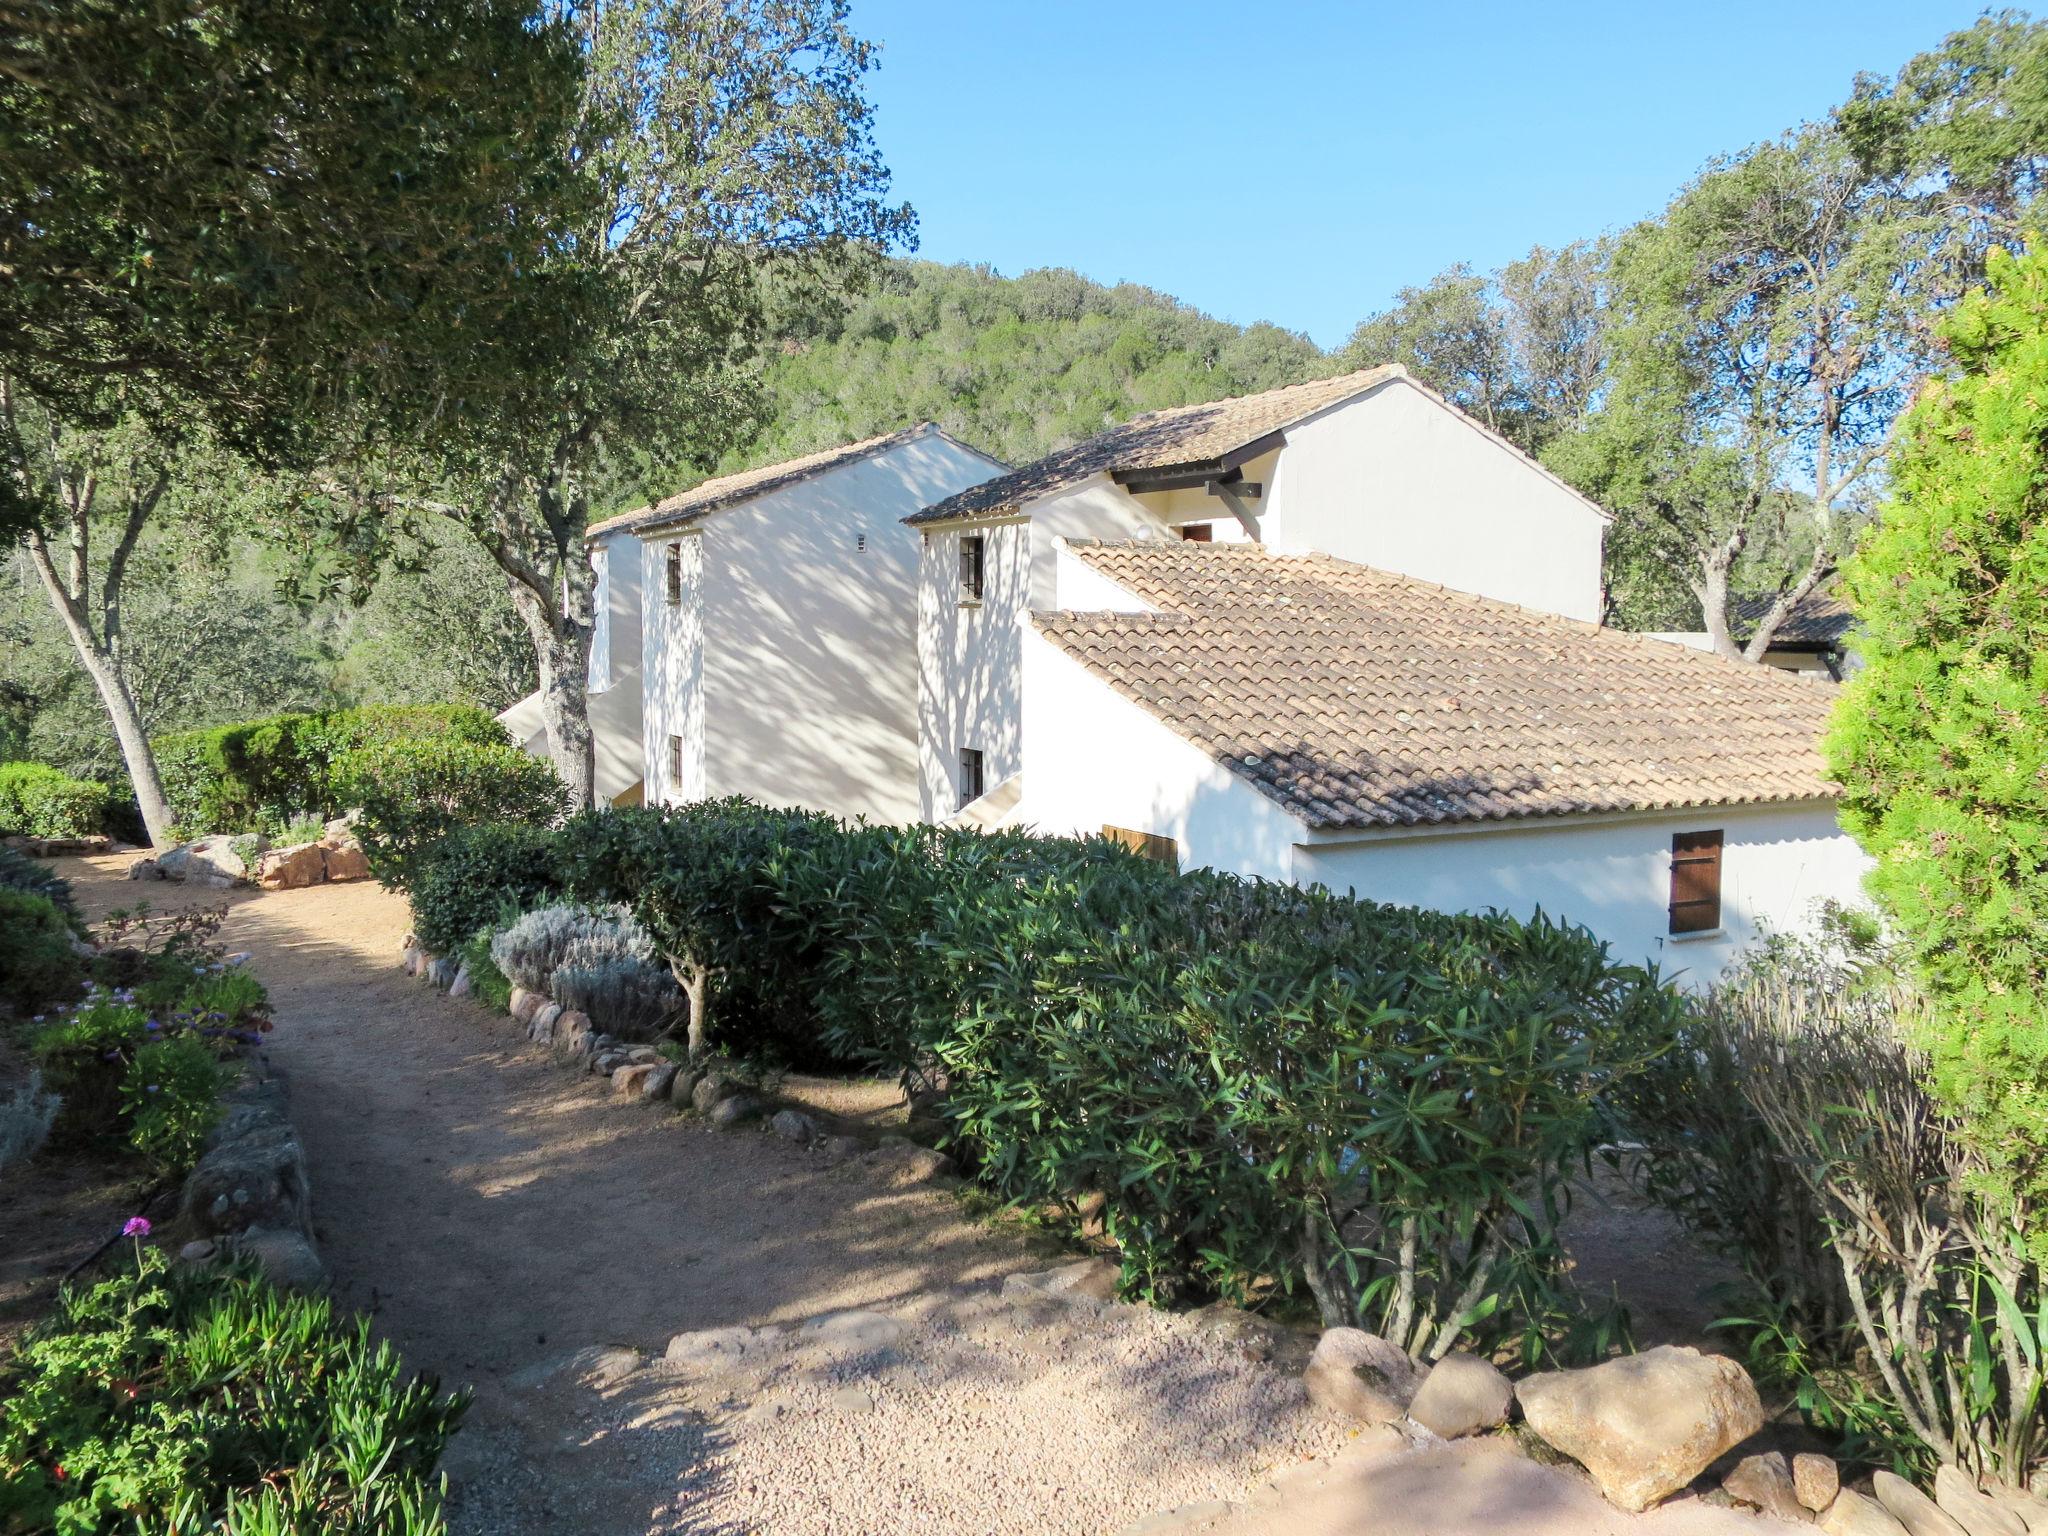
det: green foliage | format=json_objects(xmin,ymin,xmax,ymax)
[
  {"xmin": 488, "ymin": 903, "xmax": 651, "ymax": 995},
  {"xmin": 0, "ymin": 760, "xmax": 111, "ymax": 838},
  {"xmin": 453, "ymin": 932, "xmax": 513, "ymax": 1014},
  {"xmin": 0, "ymin": 845, "xmax": 80, "ymax": 926},
  {"xmin": 0, "ymin": 888, "xmax": 87, "ymax": 1017},
  {"xmin": 562, "ymin": 800, "xmax": 1682, "ymax": 1358},
  {"xmin": 1626, "ymin": 949, "xmax": 2046, "ymax": 1484},
  {"xmin": 406, "ymin": 823, "xmax": 565, "ymax": 957},
  {"xmin": 549, "ymin": 950, "xmax": 680, "ymax": 1040},
  {"xmin": 154, "ymin": 704, "xmax": 507, "ymax": 837},
  {"xmin": 121, "ymin": 1036, "xmax": 227, "ymax": 1174},
  {"xmin": 1827, "ymin": 238, "xmax": 2048, "ymax": 1257},
  {"xmin": 0, "ymin": 1247, "xmax": 465, "ymax": 1534},
  {"xmin": 733, "ymin": 259, "xmax": 1328, "ymax": 475},
  {"xmin": 340, "ymin": 738, "xmax": 565, "ymax": 891}
]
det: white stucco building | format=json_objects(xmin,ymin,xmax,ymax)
[
  {"xmin": 906, "ymin": 366, "xmax": 1869, "ymax": 981},
  {"xmin": 576, "ymin": 424, "xmax": 1007, "ymax": 824}
]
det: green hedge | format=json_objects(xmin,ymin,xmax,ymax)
[
  {"xmin": 341, "ymin": 737, "xmax": 566, "ymax": 891},
  {"xmin": 0, "ymin": 761, "xmax": 112, "ymax": 839},
  {"xmin": 560, "ymin": 799, "xmax": 1684, "ymax": 1361},
  {"xmin": 0, "ymin": 889, "xmax": 87, "ymax": 1018},
  {"xmin": 408, "ymin": 822, "xmax": 567, "ymax": 954},
  {"xmin": 0, "ymin": 1248, "xmax": 464, "ymax": 1533},
  {"xmin": 153, "ymin": 704, "xmax": 508, "ymax": 837}
]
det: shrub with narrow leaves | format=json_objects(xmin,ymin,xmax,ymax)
[
  {"xmin": 488, "ymin": 903, "xmax": 648, "ymax": 994},
  {"xmin": 0, "ymin": 845, "xmax": 83, "ymax": 927},
  {"xmin": 550, "ymin": 950, "xmax": 680, "ymax": 1040},
  {"xmin": 0, "ymin": 1070, "xmax": 60, "ymax": 1175}
]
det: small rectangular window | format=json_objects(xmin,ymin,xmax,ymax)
[
  {"xmin": 668, "ymin": 734, "xmax": 684, "ymax": 789},
  {"xmin": 664, "ymin": 543, "xmax": 682, "ymax": 605},
  {"xmin": 1669, "ymin": 830, "xmax": 1724, "ymax": 935},
  {"xmin": 959, "ymin": 535, "xmax": 985, "ymax": 602},
  {"xmin": 957, "ymin": 747, "xmax": 984, "ymax": 809},
  {"xmin": 1179, "ymin": 523, "xmax": 1214, "ymax": 543},
  {"xmin": 1102, "ymin": 825, "xmax": 1179, "ymax": 866}
]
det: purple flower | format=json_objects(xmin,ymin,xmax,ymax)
[
  {"xmin": 122, "ymin": 1217, "xmax": 151, "ymax": 1238},
  {"xmin": 145, "ymin": 1020, "xmax": 161, "ymax": 1032}
]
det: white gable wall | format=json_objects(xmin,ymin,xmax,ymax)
[
  {"xmin": 1260, "ymin": 380, "xmax": 1606, "ymax": 622},
  {"xmin": 644, "ymin": 433, "xmax": 1001, "ymax": 825},
  {"xmin": 641, "ymin": 532, "xmax": 705, "ymax": 804}
]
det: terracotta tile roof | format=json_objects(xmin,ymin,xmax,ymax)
[
  {"xmin": 587, "ymin": 423, "xmax": 993, "ymax": 539},
  {"xmin": 1731, "ymin": 590, "xmax": 1855, "ymax": 646},
  {"xmin": 1032, "ymin": 541, "xmax": 1840, "ymax": 831},
  {"xmin": 905, "ymin": 366, "xmax": 1404, "ymax": 526}
]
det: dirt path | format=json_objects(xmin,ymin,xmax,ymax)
[{"xmin": 56, "ymin": 856, "xmax": 1796, "ymax": 1536}]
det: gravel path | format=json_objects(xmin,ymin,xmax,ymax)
[{"xmin": 58, "ymin": 857, "xmax": 1798, "ymax": 1536}]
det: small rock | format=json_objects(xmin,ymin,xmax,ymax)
[
  {"xmin": 1724, "ymin": 1451, "xmax": 1806, "ymax": 1523},
  {"xmin": 1936, "ymin": 1467, "xmax": 2027, "ymax": 1536},
  {"xmin": 671, "ymin": 1067, "xmax": 704, "ymax": 1109},
  {"xmin": 127, "ymin": 857, "xmax": 162, "ymax": 880},
  {"xmin": 1187, "ymin": 1303, "xmax": 1283, "ymax": 1363},
  {"xmin": 709, "ymin": 1093, "xmax": 763, "ymax": 1127},
  {"xmin": 592, "ymin": 1051, "xmax": 628, "ymax": 1076},
  {"xmin": 1796, "ymin": 1454, "xmax": 1843, "ymax": 1514},
  {"xmin": 817, "ymin": 1133, "xmax": 864, "ymax": 1161},
  {"xmin": 1875, "ymin": 1471, "xmax": 1970, "ymax": 1536},
  {"xmin": 1515, "ymin": 1345, "xmax": 1764, "ymax": 1513},
  {"xmin": 626, "ymin": 1046, "xmax": 660, "ymax": 1065},
  {"xmin": 1303, "ymin": 1328, "xmax": 1421, "ymax": 1425},
  {"xmin": 665, "ymin": 1325, "xmax": 783, "ymax": 1366},
  {"xmin": 554, "ymin": 1009, "xmax": 591, "ymax": 1040},
  {"xmin": 1002, "ymin": 1259, "xmax": 1121, "ymax": 1308},
  {"xmin": 692, "ymin": 1073, "xmax": 738, "ymax": 1113},
  {"xmin": 770, "ymin": 1108, "xmax": 819, "ymax": 1143},
  {"xmin": 1988, "ymin": 1489, "xmax": 2048, "ymax": 1535},
  {"xmin": 1407, "ymin": 1352, "xmax": 1514, "ymax": 1440},
  {"xmin": 235, "ymin": 1226, "xmax": 325, "ymax": 1291},
  {"xmin": 509, "ymin": 987, "xmax": 543, "ymax": 1023},
  {"xmin": 828, "ymin": 1386, "xmax": 875, "ymax": 1414},
  {"xmin": 642, "ymin": 1063, "xmax": 679, "ymax": 1102},
  {"xmin": 178, "ymin": 1239, "xmax": 218, "ymax": 1263},
  {"xmin": 448, "ymin": 965, "xmax": 472, "ymax": 1000},
  {"xmin": 1825, "ymin": 1489, "xmax": 1912, "ymax": 1536},
  {"xmin": 800, "ymin": 1309, "xmax": 906, "ymax": 1353},
  {"xmin": 865, "ymin": 1139, "xmax": 952, "ymax": 1187},
  {"xmin": 531, "ymin": 1002, "xmax": 562, "ymax": 1039},
  {"xmin": 430, "ymin": 956, "xmax": 458, "ymax": 988},
  {"xmin": 613, "ymin": 1064, "xmax": 655, "ymax": 1097}
]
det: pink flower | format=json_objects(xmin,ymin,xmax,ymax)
[{"xmin": 122, "ymin": 1217, "xmax": 151, "ymax": 1238}]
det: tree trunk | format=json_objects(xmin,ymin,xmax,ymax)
[
  {"xmin": 1697, "ymin": 548, "xmax": 1741, "ymax": 661},
  {"xmin": 24, "ymin": 532, "xmax": 174, "ymax": 846},
  {"xmin": 505, "ymin": 572, "xmax": 596, "ymax": 809}
]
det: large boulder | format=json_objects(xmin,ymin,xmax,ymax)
[
  {"xmin": 1515, "ymin": 1345, "xmax": 1764, "ymax": 1512},
  {"xmin": 321, "ymin": 840, "xmax": 370, "ymax": 882},
  {"xmin": 1302, "ymin": 1328, "xmax": 1421, "ymax": 1425},
  {"xmin": 181, "ymin": 1117, "xmax": 311, "ymax": 1238},
  {"xmin": 1935, "ymin": 1468, "xmax": 2027, "ymax": 1536},
  {"xmin": 235, "ymin": 1225, "xmax": 326, "ymax": 1291},
  {"xmin": 1825, "ymin": 1489, "xmax": 1913, "ymax": 1536},
  {"xmin": 1407, "ymin": 1352, "xmax": 1513, "ymax": 1439},
  {"xmin": 255, "ymin": 841, "xmax": 326, "ymax": 890},
  {"xmin": 1875, "ymin": 1472, "xmax": 1970, "ymax": 1536},
  {"xmin": 157, "ymin": 834, "xmax": 263, "ymax": 888}
]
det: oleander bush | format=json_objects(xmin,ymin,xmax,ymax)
[
  {"xmin": 0, "ymin": 888, "xmax": 88, "ymax": 1017},
  {"xmin": 1624, "ymin": 941, "xmax": 2046, "ymax": 1486},
  {"xmin": 406, "ymin": 822, "xmax": 566, "ymax": 956},
  {"xmin": 0, "ymin": 760, "xmax": 112, "ymax": 839},
  {"xmin": 340, "ymin": 738, "xmax": 565, "ymax": 890},
  {"xmin": 561, "ymin": 798, "xmax": 1683, "ymax": 1361},
  {"xmin": 0, "ymin": 844, "xmax": 84, "ymax": 927},
  {"xmin": 0, "ymin": 1247, "xmax": 465, "ymax": 1534},
  {"xmin": 154, "ymin": 704, "xmax": 508, "ymax": 838}
]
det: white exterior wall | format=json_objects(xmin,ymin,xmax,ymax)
[
  {"xmin": 1260, "ymin": 379, "xmax": 1606, "ymax": 621},
  {"xmin": 916, "ymin": 477, "xmax": 1169, "ymax": 820},
  {"xmin": 1020, "ymin": 627, "xmax": 1301, "ymax": 878},
  {"xmin": 641, "ymin": 434, "xmax": 1001, "ymax": 824},
  {"xmin": 641, "ymin": 533, "xmax": 705, "ymax": 805},
  {"xmin": 1294, "ymin": 803, "xmax": 1873, "ymax": 985}
]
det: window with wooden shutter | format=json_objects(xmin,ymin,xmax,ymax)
[
  {"xmin": 957, "ymin": 747, "xmax": 984, "ymax": 809},
  {"xmin": 1102, "ymin": 825, "xmax": 1179, "ymax": 867},
  {"xmin": 1669, "ymin": 830, "xmax": 1723, "ymax": 934},
  {"xmin": 959, "ymin": 535, "xmax": 985, "ymax": 602},
  {"xmin": 668, "ymin": 734, "xmax": 684, "ymax": 791},
  {"xmin": 664, "ymin": 543, "xmax": 682, "ymax": 605}
]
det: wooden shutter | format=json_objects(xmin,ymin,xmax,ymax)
[
  {"xmin": 1669, "ymin": 830, "xmax": 1723, "ymax": 934},
  {"xmin": 664, "ymin": 543, "xmax": 682, "ymax": 604},
  {"xmin": 1103, "ymin": 825, "xmax": 1179, "ymax": 867},
  {"xmin": 957, "ymin": 748, "xmax": 984, "ymax": 808},
  {"xmin": 1179, "ymin": 523, "xmax": 1214, "ymax": 543},
  {"xmin": 668, "ymin": 734, "xmax": 684, "ymax": 787}
]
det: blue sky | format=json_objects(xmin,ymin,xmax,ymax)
[{"xmin": 851, "ymin": 0, "xmax": 1999, "ymax": 348}]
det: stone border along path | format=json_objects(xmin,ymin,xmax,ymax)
[{"xmin": 60, "ymin": 854, "xmax": 1801, "ymax": 1536}]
